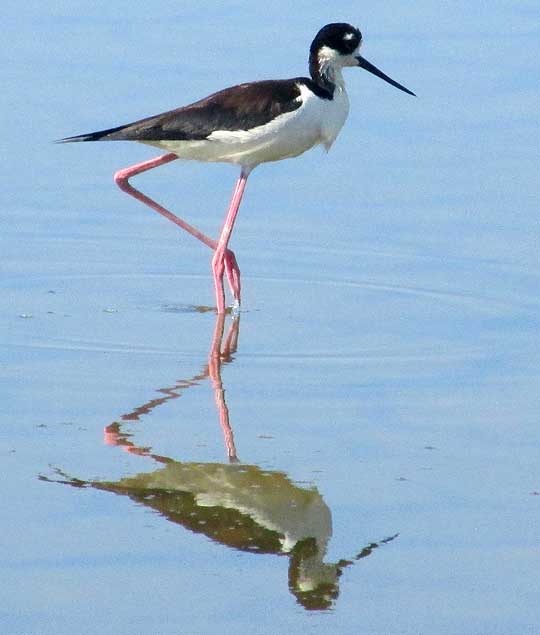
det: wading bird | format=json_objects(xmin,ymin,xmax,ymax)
[{"xmin": 60, "ymin": 22, "xmax": 414, "ymax": 313}]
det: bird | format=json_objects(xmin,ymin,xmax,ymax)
[{"xmin": 59, "ymin": 22, "xmax": 415, "ymax": 314}]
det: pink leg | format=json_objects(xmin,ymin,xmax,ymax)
[
  {"xmin": 113, "ymin": 153, "xmax": 241, "ymax": 304},
  {"xmin": 212, "ymin": 167, "xmax": 251, "ymax": 314}
]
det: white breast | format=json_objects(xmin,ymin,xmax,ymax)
[
  {"xmin": 318, "ymin": 84, "xmax": 350, "ymax": 150},
  {"xmin": 143, "ymin": 83, "xmax": 350, "ymax": 168}
]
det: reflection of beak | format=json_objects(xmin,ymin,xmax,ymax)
[{"xmin": 355, "ymin": 55, "xmax": 416, "ymax": 96}]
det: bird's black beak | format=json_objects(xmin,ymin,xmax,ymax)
[{"xmin": 355, "ymin": 55, "xmax": 416, "ymax": 96}]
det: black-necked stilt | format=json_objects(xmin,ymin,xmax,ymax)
[{"xmin": 60, "ymin": 22, "xmax": 414, "ymax": 313}]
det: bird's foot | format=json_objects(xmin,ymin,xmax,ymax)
[{"xmin": 223, "ymin": 248, "xmax": 241, "ymax": 305}]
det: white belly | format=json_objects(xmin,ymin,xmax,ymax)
[{"xmin": 143, "ymin": 83, "xmax": 350, "ymax": 168}]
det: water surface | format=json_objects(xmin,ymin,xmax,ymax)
[{"xmin": 2, "ymin": 2, "xmax": 540, "ymax": 634}]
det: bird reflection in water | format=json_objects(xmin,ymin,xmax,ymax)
[{"xmin": 44, "ymin": 314, "xmax": 398, "ymax": 611}]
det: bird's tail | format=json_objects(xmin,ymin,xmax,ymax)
[{"xmin": 56, "ymin": 123, "xmax": 128, "ymax": 143}]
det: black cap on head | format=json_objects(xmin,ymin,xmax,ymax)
[{"xmin": 310, "ymin": 23, "xmax": 362, "ymax": 56}]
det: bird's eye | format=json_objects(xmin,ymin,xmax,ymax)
[{"xmin": 342, "ymin": 33, "xmax": 359, "ymax": 52}]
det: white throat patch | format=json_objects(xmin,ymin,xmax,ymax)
[{"xmin": 317, "ymin": 45, "xmax": 357, "ymax": 87}]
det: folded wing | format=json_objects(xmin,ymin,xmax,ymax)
[{"xmin": 59, "ymin": 79, "xmax": 306, "ymax": 143}]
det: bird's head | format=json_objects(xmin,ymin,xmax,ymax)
[{"xmin": 310, "ymin": 23, "xmax": 415, "ymax": 96}]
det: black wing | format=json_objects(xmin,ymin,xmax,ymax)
[{"xmin": 59, "ymin": 79, "xmax": 309, "ymax": 143}]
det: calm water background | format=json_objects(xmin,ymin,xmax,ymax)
[{"xmin": 2, "ymin": 1, "xmax": 540, "ymax": 633}]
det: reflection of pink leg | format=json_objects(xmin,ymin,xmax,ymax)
[
  {"xmin": 212, "ymin": 168, "xmax": 251, "ymax": 313},
  {"xmin": 103, "ymin": 422, "xmax": 150, "ymax": 456},
  {"xmin": 103, "ymin": 423, "xmax": 169, "ymax": 464},
  {"xmin": 103, "ymin": 313, "xmax": 240, "ymax": 462},
  {"xmin": 209, "ymin": 314, "xmax": 239, "ymax": 462},
  {"xmin": 113, "ymin": 153, "xmax": 241, "ymax": 304}
]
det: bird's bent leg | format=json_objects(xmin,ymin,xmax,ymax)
[
  {"xmin": 212, "ymin": 167, "xmax": 251, "ymax": 313},
  {"xmin": 113, "ymin": 153, "xmax": 241, "ymax": 303},
  {"xmin": 114, "ymin": 154, "xmax": 214, "ymax": 245}
]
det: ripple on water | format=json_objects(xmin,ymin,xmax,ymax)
[{"xmin": 3, "ymin": 265, "xmax": 530, "ymax": 361}]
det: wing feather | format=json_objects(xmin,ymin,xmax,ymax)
[{"xmin": 59, "ymin": 79, "xmax": 307, "ymax": 143}]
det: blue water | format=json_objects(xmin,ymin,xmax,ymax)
[{"xmin": 2, "ymin": 2, "xmax": 540, "ymax": 634}]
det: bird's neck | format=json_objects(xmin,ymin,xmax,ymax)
[{"xmin": 309, "ymin": 52, "xmax": 346, "ymax": 97}]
